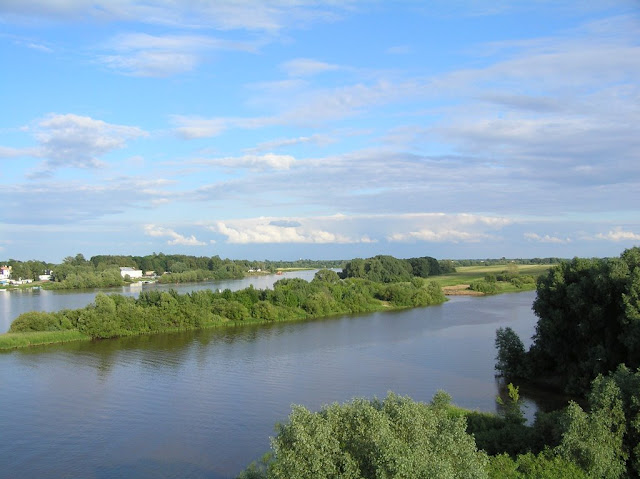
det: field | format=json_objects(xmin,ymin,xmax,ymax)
[{"xmin": 432, "ymin": 264, "xmax": 553, "ymax": 295}]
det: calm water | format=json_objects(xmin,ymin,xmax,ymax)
[{"xmin": 0, "ymin": 279, "xmax": 545, "ymax": 479}]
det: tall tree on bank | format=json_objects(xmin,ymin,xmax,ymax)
[{"xmin": 495, "ymin": 247, "xmax": 640, "ymax": 395}]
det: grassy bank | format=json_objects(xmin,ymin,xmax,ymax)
[
  {"xmin": 0, "ymin": 330, "xmax": 91, "ymax": 349},
  {"xmin": 432, "ymin": 264, "xmax": 552, "ymax": 295},
  {"xmin": 1, "ymin": 275, "xmax": 445, "ymax": 350}
]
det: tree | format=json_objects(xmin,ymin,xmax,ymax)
[
  {"xmin": 312, "ymin": 269, "xmax": 340, "ymax": 284},
  {"xmin": 495, "ymin": 327, "xmax": 528, "ymax": 379},
  {"xmin": 248, "ymin": 393, "xmax": 488, "ymax": 479},
  {"xmin": 504, "ymin": 247, "xmax": 640, "ymax": 394}
]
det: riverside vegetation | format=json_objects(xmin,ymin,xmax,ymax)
[
  {"xmin": 236, "ymin": 248, "xmax": 640, "ymax": 479},
  {"xmin": 1, "ymin": 253, "xmax": 544, "ymax": 349},
  {"xmin": 1, "ymin": 256, "xmax": 449, "ymax": 348},
  {"xmin": 1, "ymin": 253, "xmax": 345, "ymax": 290}
]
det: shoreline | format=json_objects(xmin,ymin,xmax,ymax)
[{"xmin": 0, "ymin": 296, "xmax": 443, "ymax": 352}]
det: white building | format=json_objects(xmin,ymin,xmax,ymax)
[
  {"xmin": 119, "ymin": 267, "xmax": 143, "ymax": 279},
  {"xmin": 0, "ymin": 265, "xmax": 11, "ymax": 280}
]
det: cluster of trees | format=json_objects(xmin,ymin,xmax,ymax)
[
  {"xmin": 239, "ymin": 369, "xmax": 639, "ymax": 478},
  {"xmin": 9, "ymin": 270, "xmax": 446, "ymax": 339},
  {"xmin": 340, "ymin": 255, "xmax": 455, "ymax": 283},
  {"xmin": 469, "ymin": 265, "xmax": 537, "ymax": 294},
  {"xmin": 492, "ymin": 246, "xmax": 640, "ymax": 477},
  {"xmin": 1, "ymin": 253, "xmax": 346, "ymax": 289},
  {"xmin": 0, "ymin": 259, "xmax": 53, "ymax": 281},
  {"xmin": 495, "ymin": 247, "xmax": 640, "ymax": 395}
]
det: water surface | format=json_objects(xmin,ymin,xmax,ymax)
[{"xmin": 1, "ymin": 285, "xmax": 546, "ymax": 478}]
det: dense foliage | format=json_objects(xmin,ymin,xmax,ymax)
[
  {"xmin": 492, "ymin": 247, "xmax": 640, "ymax": 476},
  {"xmin": 239, "ymin": 392, "xmax": 489, "ymax": 479},
  {"xmin": 495, "ymin": 247, "xmax": 640, "ymax": 395},
  {"xmin": 1, "ymin": 253, "xmax": 344, "ymax": 289},
  {"xmin": 339, "ymin": 255, "xmax": 455, "ymax": 283},
  {"xmin": 239, "ymin": 372, "xmax": 640, "ymax": 479},
  {"xmin": 8, "ymin": 270, "xmax": 446, "ymax": 339}
]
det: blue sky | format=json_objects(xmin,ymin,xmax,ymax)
[{"xmin": 1, "ymin": 1, "xmax": 639, "ymax": 262}]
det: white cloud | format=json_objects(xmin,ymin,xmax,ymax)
[
  {"xmin": 198, "ymin": 153, "xmax": 296, "ymax": 171},
  {"xmin": 26, "ymin": 113, "xmax": 147, "ymax": 176},
  {"xmin": 206, "ymin": 213, "xmax": 510, "ymax": 245},
  {"xmin": 0, "ymin": 145, "xmax": 38, "ymax": 158},
  {"xmin": 0, "ymin": 1, "xmax": 353, "ymax": 32},
  {"xmin": 209, "ymin": 217, "xmax": 373, "ymax": 245},
  {"xmin": 388, "ymin": 214, "xmax": 511, "ymax": 243},
  {"xmin": 0, "ymin": 177, "xmax": 171, "ymax": 225},
  {"xmin": 144, "ymin": 224, "xmax": 206, "ymax": 246},
  {"xmin": 246, "ymin": 133, "xmax": 334, "ymax": 153},
  {"xmin": 171, "ymin": 115, "xmax": 276, "ymax": 139},
  {"xmin": 98, "ymin": 33, "xmax": 257, "ymax": 77},
  {"xmin": 281, "ymin": 58, "xmax": 340, "ymax": 77},
  {"xmin": 595, "ymin": 228, "xmax": 640, "ymax": 242},
  {"xmin": 524, "ymin": 232, "xmax": 571, "ymax": 244}
]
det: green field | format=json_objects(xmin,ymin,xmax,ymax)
[{"xmin": 432, "ymin": 264, "xmax": 553, "ymax": 293}]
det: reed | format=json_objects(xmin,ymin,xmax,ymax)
[{"xmin": 0, "ymin": 330, "xmax": 90, "ymax": 350}]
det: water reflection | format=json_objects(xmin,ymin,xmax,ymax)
[{"xmin": 0, "ymin": 290, "xmax": 569, "ymax": 479}]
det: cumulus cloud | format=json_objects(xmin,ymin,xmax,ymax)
[
  {"xmin": 205, "ymin": 213, "xmax": 510, "ymax": 246},
  {"xmin": 524, "ymin": 232, "xmax": 571, "ymax": 244},
  {"xmin": 595, "ymin": 228, "xmax": 640, "ymax": 242},
  {"xmin": 144, "ymin": 224, "xmax": 206, "ymax": 246},
  {"xmin": 269, "ymin": 220, "xmax": 302, "ymax": 228},
  {"xmin": 208, "ymin": 217, "xmax": 373, "ymax": 244},
  {"xmin": 27, "ymin": 113, "xmax": 147, "ymax": 177},
  {"xmin": 387, "ymin": 214, "xmax": 511, "ymax": 243}
]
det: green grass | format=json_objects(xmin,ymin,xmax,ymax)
[
  {"xmin": 432, "ymin": 264, "xmax": 553, "ymax": 288},
  {"xmin": 0, "ymin": 330, "xmax": 91, "ymax": 350}
]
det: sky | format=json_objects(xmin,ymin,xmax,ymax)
[{"xmin": 1, "ymin": 1, "xmax": 639, "ymax": 263}]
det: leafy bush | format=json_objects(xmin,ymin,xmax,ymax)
[
  {"xmin": 261, "ymin": 393, "xmax": 489, "ymax": 479},
  {"xmin": 9, "ymin": 311, "xmax": 73, "ymax": 332},
  {"xmin": 470, "ymin": 280, "xmax": 499, "ymax": 294}
]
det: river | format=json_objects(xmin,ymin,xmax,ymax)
[{"xmin": 0, "ymin": 274, "xmax": 548, "ymax": 479}]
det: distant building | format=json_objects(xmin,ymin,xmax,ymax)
[
  {"xmin": 38, "ymin": 274, "xmax": 52, "ymax": 282},
  {"xmin": 119, "ymin": 267, "xmax": 143, "ymax": 279},
  {"xmin": 0, "ymin": 265, "xmax": 11, "ymax": 280}
]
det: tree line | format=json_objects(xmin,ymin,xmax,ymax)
[
  {"xmin": 1, "ymin": 253, "xmax": 344, "ymax": 289},
  {"xmin": 3, "ymin": 253, "xmax": 455, "ymax": 290},
  {"xmin": 9, "ymin": 269, "xmax": 446, "ymax": 339}
]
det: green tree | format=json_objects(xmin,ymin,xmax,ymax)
[
  {"xmin": 249, "ymin": 393, "xmax": 488, "ymax": 479},
  {"xmin": 558, "ymin": 379, "xmax": 627, "ymax": 479},
  {"xmin": 495, "ymin": 327, "xmax": 528, "ymax": 379}
]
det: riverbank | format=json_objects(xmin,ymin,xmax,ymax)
[
  {"xmin": 434, "ymin": 264, "xmax": 550, "ymax": 296},
  {"xmin": 0, "ymin": 276, "xmax": 447, "ymax": 350}
]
